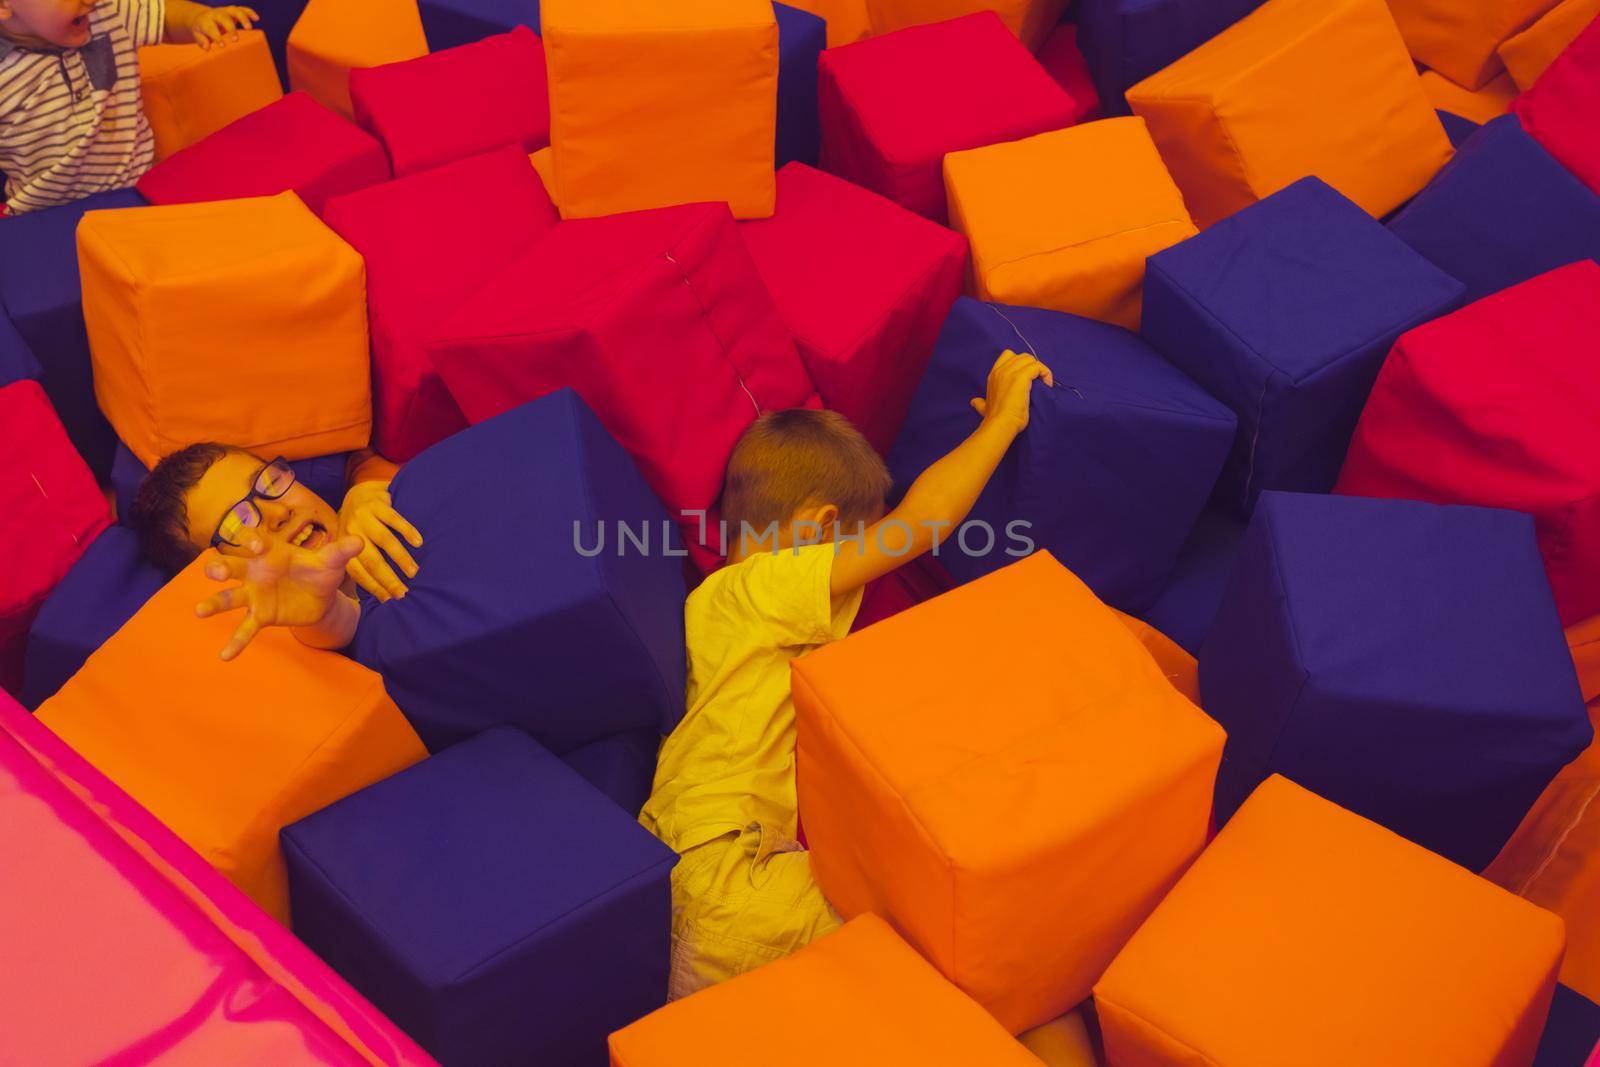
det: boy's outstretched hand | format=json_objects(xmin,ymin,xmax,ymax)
[
  {"xmin": 168, "ymin": 2, "xmax": 259, "ymax": 49},
  {"xmin": 970, "ymin": 348, "xmax": 1054, "ymax": 433},
  {"xmin": 195, "ymin": 535, "xmax": 364, "ymax": 661},
  {"xmin": 338, "ymin": 481, "xmax": 423, "ymax": 602}
]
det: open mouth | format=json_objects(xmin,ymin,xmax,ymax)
[{"xmin": 288, "ymin": 520, "xmax": 328, "ymax": 550}]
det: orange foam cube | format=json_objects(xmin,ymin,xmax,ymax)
[
  {"xmin": 1096, "ymin": 776, "xmax": 1565, "ymax": 1066},
  {"xmin": 139, "ymin": 32, "xmax": 283, "ymax": 161},
  {"xmin": 1420, "ymin": 68, "xmax": 1519, "ymax": 123},
  {"xmin": 1389, "ymin": 0, "xmax": 1563, "ymax": 89},
  {"xmin": 865, "ymin": 0, "xmax": 1070, "ymax": 50},
  {"xmin": 791, "ymin": 552, "xmax": 1225, "ymax": 1033},
  {"xmin": 77, "ymin": 192, "xmax": 372, "ymax": 468},
  {"xmin": 1499, "ymin": 0, "xmax": 1600, "ymax": 90},
  {"xmin": 944, "ymin": 118, "xmax": 1196, "ymax": 330},
  {"xmin": 608, "ymin": 916, "xmax": 1043, "ymax": 1066},
  {"xmin": 35, "ymin": 559, "xmax": 426, "ymax": 923},
  {"xmin": 1127, "ymin": 0, "xmax": 1453, "ymax": 226},
  {"xmin": 542, "ymin": 0, "xmax": 778, "ymax": 219},
  {"xmin": 287, "ymin": 0, "xmax": 429, "ymax": 119}
]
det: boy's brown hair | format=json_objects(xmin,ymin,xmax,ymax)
[
  {"xmin": 130, "ymin": 442, "xmax": 236, "ymax": 574},
  {"xmin": 720, "ymin": 409, "xmax": 891, "ymax": 538}
]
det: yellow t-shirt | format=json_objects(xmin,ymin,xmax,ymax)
[{"xmin": 640, "ymin": 543, "xmax": 863, "ymax": 853}]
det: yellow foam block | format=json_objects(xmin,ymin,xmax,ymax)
[
  {"xmin": 1499, "ymin": 0, "xmax": 1600, "ymax": 90},
  {"xmin": 78, "ymin": 192, "xmax": 372, "ymax": 468},
  {"xmin": 139, "ymin": 32, "xmax": 283, "ymax": 161},
  {"xmin": 1420, "ymin": 67, "xmax": 1519, "ymax": 123},
  {"xmin": 944, "ymin": 118, "xmax": 1196, "ymax": 330},
  {"xmin": 287, "ymin": 0, "xmax": 429, "ymax": 119},
  {"xmin": 1388, "ymin": 0, "xmax": 1562, "ymax": 89},
  {"xmin": 542, "ymin": 0, "xmax": 778, "ymax": 219},
  {"xmin": 866, "ymin": 0, "xmax": 1070, "ymax": 50},
  {"xmin": 36, "ymin": 559, "xmax": 426, "ymax": 923},
  {"xmin": 1127, "ymin": 0, "xmax": 1453, "ymax": 227}
]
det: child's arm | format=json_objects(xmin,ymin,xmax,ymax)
[
  {"xmin": 338, "ymin": 450, "xmax": 424, "ymax": 603},
  {"xmin": 194, "ymin": 534, "xmax": 366, "ymax": 660},
  {"xmin": 164, "ymin": 0, "xmax": 259, "ymax": 49},
  {"xmin": 829, "ymin": 349, "xmax": 1052, "ymax": 597}
]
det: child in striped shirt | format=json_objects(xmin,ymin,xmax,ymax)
[{"xmin": 0, "ymin": 0, "xmax": 258, "ymax": 215}]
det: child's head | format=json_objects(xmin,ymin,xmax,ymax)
[
  {"xmin": 133, "ymin": 443, "xmax": 341, "ymax": 573},
  {"xmin": 0, "ymin": 0, "xmax": 99, "ymax": 49},
  {"xmin": 721, "ymin": 409, "xmax": 891, "ymax": 559}
]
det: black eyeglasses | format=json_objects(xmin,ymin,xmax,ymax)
[{"xmin": 211, "ymin": 457, "xmax": 296, "ymax": 549}]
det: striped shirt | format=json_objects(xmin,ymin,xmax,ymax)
[{"xmin": 0, "ymin": 0, "xmax": 165, "ymax": 215}]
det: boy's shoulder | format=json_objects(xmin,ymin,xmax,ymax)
[{"xmin": 688, "ymin": 543, "xmax": 846, "ymax": 650}]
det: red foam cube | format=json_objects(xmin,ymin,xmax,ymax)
[
  {"xmin": 1514, "ymin": 14, "xmax": 1600, "ymax": 196},
  {"xmin": 428, "ymin": 201, "xmax": 817, "ymax": 549},
  {"xmin": 350, "ymin": 27, "xmax": 552, "ymax": 180},
  {"xmin": 738, "ymin": 163, "xmax": 968, "ymax": 455},
  {"xmin": 1337, "ymin": 260, "xmax": 1600, "ymax": 627},
  {"xmin": 1037, "ymin": 23, "xmax": 1101, "ymax": 125},
  {"xmin": 137, "ymin": 91, "xmax": 391, "ymax": 215},
  {"xmin": 818, "ymin": 12, "xmax": 1079, "ymax": 222},
  {"xmin": 0, "ymin": 381, "xmax": 111, "ymax": 693},
  {"xmin": 322, "ymin": 148, "xmax": 560, "ymax": 462}
]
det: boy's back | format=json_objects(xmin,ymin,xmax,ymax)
[{"xmin": 0, "ymin": 0, "xmax": 162, "ymax": 214}]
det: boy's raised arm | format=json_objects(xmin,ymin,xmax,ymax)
[
  {"xmin": 194, "ymin": 534, "xmax": 366, "ymax": 660},
  {"xmin": 829, "ymin": 350, "xmax": 1052, "ymax": 597}
]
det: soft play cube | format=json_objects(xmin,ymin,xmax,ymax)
[
  {"xmin": 0, "ymin": 381, "xmax": 111, "ymax": 695},
  {"xmin": 283, "ymin": 728, "xmax": 675, "ymax": 1067},
  {"xmin": 286, "ymin": 0, "xmax": 430, "ymax": 120},
  {"xmin": 1387, "ymin": 114, "xmax": 1600, "ymax": 303},
  {"xmin": 1037, "ymin": 23, "xmax": 1102, "ymax": 124},
  {"xmin": 818, "ymin": 12, "xmax": 1079, "ymax": 223},
  {"xmin": 1422, "ymin": 68, "xmax": 1519, "ymax": 124},
  {"xmin": 34, "ymin": 558, "xmax": 426, "ymax": 922},
  {"xmin": 350, "ymin": 390, "xmax": 688, "ymax": 753},
  {"xmin": 139, "ymin": 32, "xmax": 284, "ymax": 161},
  {"xmin": 78, "ymin": 192, "xmax": 372, "ymax": 469},
  {"xmin": 1437, "ymin": 107, "xmax": 1486, "ymax": 147},
  {"xmin": 0, "ymin": 189, "xmax": 145, "ymax": 477},
  {"xmin": 791, "ymin": 552, "xmax": 1227, "ymax": 1032},
  {"xmin": 1095, "ymin": 775, "xmax": 1566, "ymax": 1067},
  {"xmin": 1141, "ymin": 177, "xmax": 1465, "ymax": 516},
  {"xmin": 1201, "ymin": 491, "xmax": 1592, "ymax": 871},
  {"xmin": 1537, "ymin": 986, "xmax": 1600, "ymax": 1067},
  {"xmin": 139, "ymin": 31, "xmax": 283, "ymax": 161},
  {"xmin": 888, "ymin": 299, "xmax": 1235, "ymax": 613},
  {"xmin": 542, "ymin": 0, "xmax": 778, "ymax": 219},
  {"xmin": 944, "ymin": 117, "xmax": 1197, "ymax": 330},
  {"xmin": 252, "ymin": 0, "xmax": 312, "ymax": 82},
  {"xmin": 110, "ymin": 443, "xmax": 349, "ymax": 528},
  {"xmin": 1389, "ymin": 0, "xmax": 1563, "ymax": 90},
  {"xmin": 1515, "ymin": 14, "xmax": 1600, "ymax": 195},
  {"xmin": 349, "ymin": 27, "xmax": 548, "ymax": 178},
  {"xmin": 1126, "ymin": 0, "xmax": 1454, "ymax": 227},
  {"xmin": 738, "ymin": 163, "xmax": 968, "ymax": 455},
  {"xmin": 1076, "ymin": 0, "xmax": 1262, "ymax": 113},
  {"xmin": 783, "ymin": 0, "xmax": 869, "ymax": 46},
  {"xmin": 322, "ymin": 148, "xmax": 557, "ymax": 462},
  {"xmin": 20, "ymin": 528, "xmax": 163, "ymax": 709},
  {"xmin": 0, "ymin": 311, "xmax": 38, "ymax": 387},
  {"xmin": 1336, "ymin": 262, "xmax": 1600, "ymax": 629},
  {"xmin": 1141, "ymin": 508, "xmax": 1247, "ymax": 656},
  {"xmin": 418, "ymin": 0, "xmax": 538, "ymax": 51},
  {"xmin": 774, "ymin": 2, "xmax": 826, "ymax": 168},
  {"xmin": 559, "ymin": 728, "xmax": 658, "ymax": 817},
  {"xmin": 1500, "ymin": 0, "xmax": 1600, "ymax": 90},
  {"xmin": 428, "ymin": 202, "xmax": 817, "ymax": 539},
  {"xmin": 137, "ymin": 91, "xmax": 390, "ymax": 215},
  {"xmin": 863, "ymin": 0, "xmax": 1068, "ymax": 49},
  {"xmin": 610, "ymin": 916, "xmax": 1042, "ymax": 1066}
]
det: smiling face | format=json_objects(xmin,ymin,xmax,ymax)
[
  {"xmin": 183, "ymin": 451, "xmax": 341, "ymax": 558},
  {"xmin": 0, "ymin": 0, "xmax": 100, "ymax": 49}
]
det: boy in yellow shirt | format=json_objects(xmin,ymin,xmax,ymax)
[{"xmin": 641, "ymin": 349, "xmax": 1053, "ymax": 999}]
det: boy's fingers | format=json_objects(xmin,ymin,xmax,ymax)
[
  {"xmin": 369, "ymin": 524, "xmax": 419, "ymax": 579},
  {"xmin": 205, "ymin": 554, "xmax": 249, "ymax": 581},
  {"xmin": 219, "ymin": 611, "xmax": 261, "ymax": 661},
  {"xmin": 195, "ymin": 586, "xmax": 247, "ymax": 618},
  {"xmin": 319, "ymin": 534, "xmax": 365, "ymax": 569},
  {"xmin": 379, "ymin": 504, "xmax": 423, "ymax": 547},
  {"xmin": 970, "ymin": 397, "xmax": 988, "ymax": 416},
  {"xmin": 347, "ymin": 559, "xmax": 391, "ymax": 602},
  {"xmin": 360, "ymin": 546, "xmax": 409, "ymax": 599}
]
